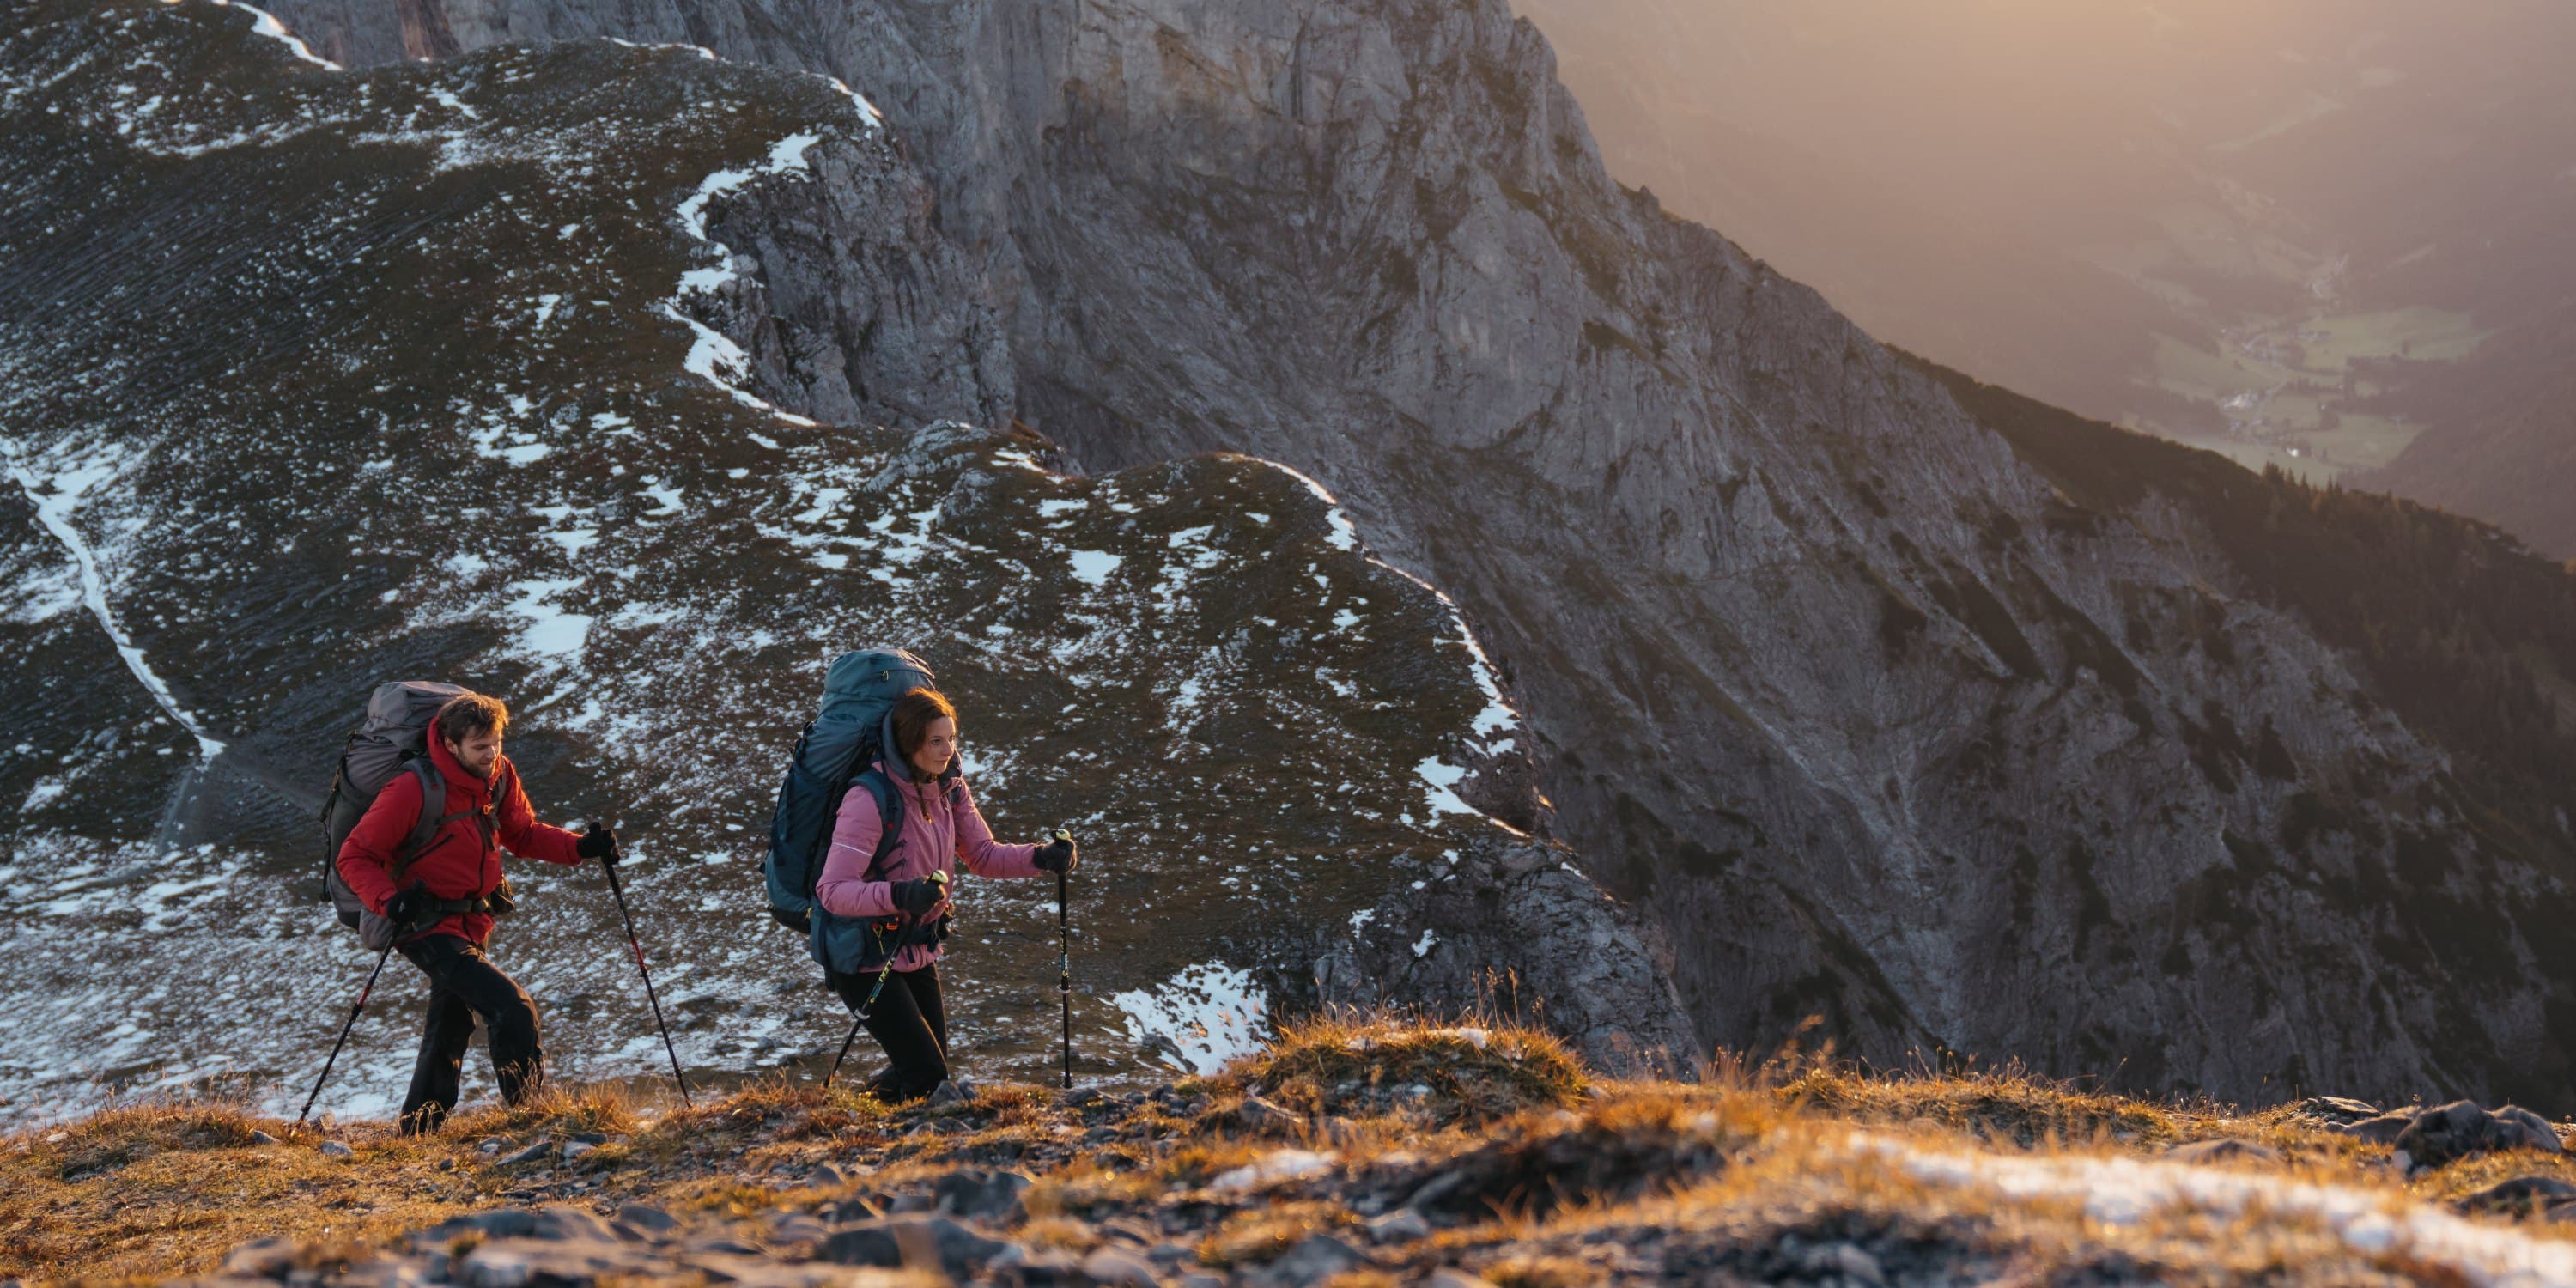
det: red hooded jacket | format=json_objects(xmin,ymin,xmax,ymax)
[{"xmin": 334, "ymin": 734, "xmax": 585, "ymax": 945}]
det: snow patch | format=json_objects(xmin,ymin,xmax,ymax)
[
  {"xmin": 1066, "ymin": 550, "xmax": 1121, "ymax": 587},
  {"xmin": 504, "ymin": 579, "xmax": 591, "ymax": 659},
  {"xmin": 2, "ymin": 558, "xmax": 82, "ymax": 624},
  {"xmin": 1112, "ymin": 962, "xmax": 1267, "ymax": 1076},
  {"xmin": 209, "ymin": 0, "xmax": 339, "ymax": 70},
  {"xmin": 1413, "ymin": 756, "xmax": 1479, "ymax": 817},
  {"xmin": 0, "ymin": 434, "xmax": 228, "ymax": 762}
]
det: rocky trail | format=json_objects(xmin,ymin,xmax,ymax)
[{"xmin": 11, "ymin": 1018, "xmax": 2576, "ymax": 1286}]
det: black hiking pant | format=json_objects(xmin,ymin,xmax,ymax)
[
  {"xmin": 828, "ymin": 963, "xmax": 948, "ymax": 1102},
  {"xmin": 398, "ymin": 933, "xmax": 544, "ymax": 1133}
]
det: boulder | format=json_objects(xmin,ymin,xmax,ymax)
[
  {"xmin": 2289, "ymin": 1097, "xmax": 2382, "ymax": 1125},
  {"xmin": 2453, "ymin": 1176, "xmax": 2576, "ymax": 1217},
  {"xmin": 1233, "ymin": 1096, "xmax": 1304, "ymax": 1135},
  {"xmin": 529, "ymin": 1207, "xmax": 617, "ymax": 1242},
  {"xmin": 218, "ymin": 1237, "xmax": 299, "ymax": 1279},
  {"xmin": 2338, "ymin": 1114, "xmax": 2417, "ymax": 1145},
  {"xmin": 1311, "ymin": 837, "xmax": 1695, "ymax": 1078},
  {"xmin": 818, "ymin": 1217, "xmax": 1008, "ymax": 1278},
  {"xmin": 933, "ymin": 1168, "xmax": 1035, "ymax": 1222},
  {"xmin": 1243, "ymin": 1234, "xmax": 1364, "ymax": 1288},
  {"xmin": 419, "ymin": 1210, "xmax": 540, "ymax": 1244},
  {"xmin": 613, "ymin": 1204, "xmax": 678, "ymax": 1237},
  {"xmin": 2391, "ymin": 1101, "xmax": 2563, "ymax": 1169},
  {"xmin": 456, "ymin": 1237, "xmax": 647, "ymax": 1288},
  {"xmin": 1079, "ymin": 1247, "xmax": 1164, "ymax": 1287}
]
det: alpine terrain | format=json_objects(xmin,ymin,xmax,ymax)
[
  {"xmin": 240, "ymin": 0, "xmax": 2576, "ymax": 1109},
  {"xmin": 4, "ymin": 0, "xmax": 2576, "ymax": 1129},
  {"xmin": 0, "ymin": 0, "xmax": 1687, "ymax": 1124}
]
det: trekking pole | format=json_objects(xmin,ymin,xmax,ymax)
[
  {"xmin": 299, "ymin": 941, "xmax": 394, "ymax": 1126},
  {"xmin": 1053, "ymin": 829, "xmax": 1074, "ymax": 1090},
  {"xmin": 594, "ymin": 823, "xmax": 691, "ymax": 1106},
  {"xmin": 824, "ymin": 1012, "xmax": 867, "ymax": 1088}
]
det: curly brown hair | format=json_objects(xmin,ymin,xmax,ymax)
[{"xmin": 433, "ymin": 692, "xmax": 508, "ymax": 745}]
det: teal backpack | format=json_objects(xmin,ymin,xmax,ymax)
[{"xmin": 761, "ymin": 647, "xmax": 951, "ymax": 971}]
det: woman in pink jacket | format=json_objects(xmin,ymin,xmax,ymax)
[{"xmin": 814, "ymin": 687, "xmax": 1076, "ymax": 1101}]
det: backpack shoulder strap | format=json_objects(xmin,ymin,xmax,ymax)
[
  {"xmin": 389, "ymin": 758, "xmax": 453, "ymax": 884},
  {"xmin": 854, "ymin": 769, "xmax": 905, "ymax": 881}
]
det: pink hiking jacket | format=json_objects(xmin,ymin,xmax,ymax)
[{"xmin": 813, "ymin": 761, "xmax": 1044, "ymax": 972}]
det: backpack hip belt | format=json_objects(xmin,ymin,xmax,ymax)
[{"xmin": 411, "ymin": 882, "xmax": 519, "ymax": 921}]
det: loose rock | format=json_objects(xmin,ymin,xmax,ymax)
[
  {"xmin": 2392, "ymin": 1101, "xmax": 2563, "ymax": 1169},
  {"xmin": 1425, "ymin": 1273, "xmax": 1500, "ymax": 1288},
  {"xmin": 1080, "ymin": 1246, "xmax": 1163, "ymax": 1287},
  {"xmin": 934, "ymin": 1167, "xmax": 1035, "ymax": 1222},
  {"xmin": 1233, "ymin": 1096, "xmax": 1303, "ymax": 1134},
  {"xmin": 1365, "ymin": 1209, "xmax": 1432, "ymax": 1243},
  {"xmin": 2291, "ymin": 1097, "xmax": 2382, "ymax": 1125},
  {"xmin": 219, "ymin": 1236, "xmax": 299, "ymax": 1279},
  {"xmin": 1244, "ymin": 1233, "xmax": 1364, "ymax": 1288},
  {"xmin": 497, "ymin": 1141, "xmax": 556, "ymax": 1167},
  {"xmin": 819, "ymin": 1217, "xmax": 1007, "ymax": 1278},
  {"xmin": 614, "ymin": 1204, "xmax": 677, "ymax": 1236},
  {"xmin": 2163, "ymin": 1139, "xmax": 2284, "ymax": 1165},
  {"xmin": 2338, "ymin": 1114, "xmax": 2416, "ymax": 1145},
  {"xmin": 2454, "ymin": 1176, "xmax": 2576, "ymax": 1216},
  {"xmin": 319, "ymin": 1140, "xmax": 354, "ymax": 1159}
]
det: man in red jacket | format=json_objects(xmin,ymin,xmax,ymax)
[{"xmin": 336, "ymin": 693, "xmax": 618, "ymax": 1133}]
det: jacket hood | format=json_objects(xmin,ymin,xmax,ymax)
[
  {"xmin": 426, "ymin": 731, "xmax": 495, "ymax": 801},
  {"xmin": 872, "ymin": 751, "xmax": 962, "ymax": 793}
]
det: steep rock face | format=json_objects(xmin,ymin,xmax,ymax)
[
  {"xmin": 1310, "ymin": 835, "xmax": 1697, "ymax": 1078},
  {"xmin": 167, "ymin": 0, "xmax": 2576, "ymax": 1105},
  {"xmin": 0, "ymin": 0, "xmax": 1694, "ymax": 1116}
]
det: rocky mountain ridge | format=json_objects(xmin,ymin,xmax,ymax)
[
  {"xmin": 234, "ymin": 0, "xmax": 2576, "ymax": 1109},
  {"xmin": 0, "ymin": 0, "xmax": 1689, "ymax": 1123}
]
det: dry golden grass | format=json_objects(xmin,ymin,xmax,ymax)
[
  {"xmin": 1195, "ymin": 1200, "xmax": 1358, "ymax": 1267},
  {"xmin": 1239, "ymin": 1012, "xmax": 1587, "ymax": 1123},
  {"xmin": 1776, "ymin": 1061, "xmax": 2196, "ymax": 1148},
  {"xmin": 6, "ymin": 1013, "xmax": 2572, "ymax": 1285}
]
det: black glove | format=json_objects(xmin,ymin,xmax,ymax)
[
  {"xmin": 890, "ymin": 876, "xmax": 947, "ymax": 917},
  {"xmin": 384, "ymin": 887, "xmax": 436, "ymax": 929},
  {"xmin": 577, "ymin": 823, "xmax": 620, "ymax": 864},
  {"xmin": 1033, "ymin": 830, "xmax": 1078, "ymax": 874}
]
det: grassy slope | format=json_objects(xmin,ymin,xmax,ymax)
[{"xmin": 7, "ymin": 1018, "xmax": 2574, "ymax": 1285}]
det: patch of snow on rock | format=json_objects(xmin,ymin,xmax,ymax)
[{"xmin": 1112, "ymin": 962, "xmax": 1267, "ymax": 1076}]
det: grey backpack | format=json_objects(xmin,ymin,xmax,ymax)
[{"xmin": 318, "ymin": 681, "xmax": 483, "ymax": 950}]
